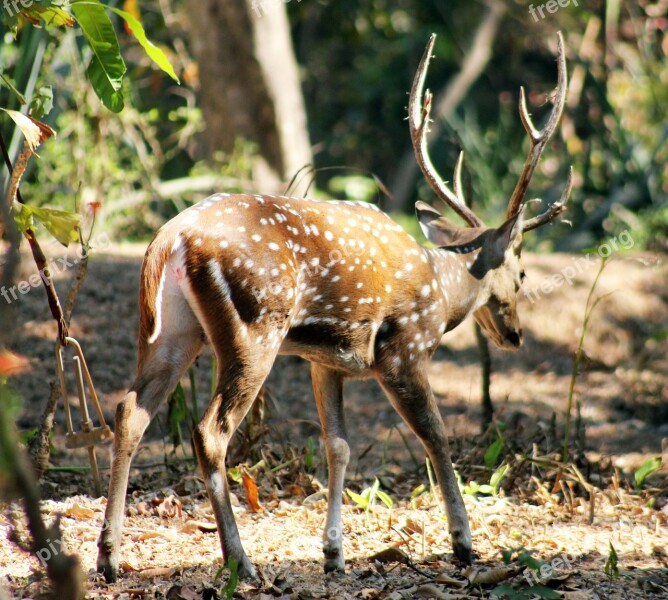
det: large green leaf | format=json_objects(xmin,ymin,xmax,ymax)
[
  {"xmin": 71, "ymin": 0, "xmax": 126, "ymax": 112},
  {"xmin": 108, "ymin": 7, "xmax": 179, "ymax": 83}
]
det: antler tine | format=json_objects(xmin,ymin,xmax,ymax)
[
  {"xmin": 452, "ymin": 150, "xmax": 465, "ymax": 204},
  {"xmin": 522, "ymin": 166, "xmax": 573, "ymax": 231},
  {"xmin": 409, "ymin": 34, "xmax": 484, "ymax": 228},
  {"xmin": 506, "ymin": 31, "xmax": 568, "ymax": 220}
]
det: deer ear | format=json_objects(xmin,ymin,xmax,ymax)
[
  {"xmin": 415, "ymin": 201, "xmax": 485, "ymax": 250},
  {"xmin": 492, "ymin": 205, "xmax": 525, "ymax": 259}
]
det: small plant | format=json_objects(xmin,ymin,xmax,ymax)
[
  {"xmin": 484, "ymin": 434, "xmax": 505, "ymax": 469},
  {"xmin": 304, "ymin": 436, "xmax": 316, "ymax": 472},
  {"xmin": 604, "ymin": 542, "xmax": 619, "ymax": 579},
  {"xmin": 346, "ymin": 479, "xmax": 394, "ymax": 513},
  {"xmin": 491, "ymin": 547, "xmax": 563, "ymax": 599},
  {"xmin": 564, "ymin": 256, "xmax": 612, "ymax": 462},
  {"xmin": 634, "ymin": 457, "xmax": 662, "ymax": 490},
  {"xmin": 462, "ymin": 464, "xmax": 509, "ymax": 497},
  {"xmin": 215, "ymin": 558, "xmax": 239, "ymax": 599}
]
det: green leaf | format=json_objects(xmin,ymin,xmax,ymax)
[
  {"xmin": 634, "ymin": 457, "xmax": 662, "ymax": 489},
  {"xmin": 518, "ymin": 550, "xmax": 544, "ymax": 571},
  {"xmin": 410, "ymin": 483, "xmax": 426, "ymax": 499},
  {"xmin": 304, "ymin": 436, "xmax": 315, "ymax": 471},
  {"xmin": 366, "ymin": 478, "xmax": 380, "ymax": 511},
  {"xmin": 525, "ymin": 585, "xmax": 562, "ymax": 599},
  {"xmin": 108, "ymin": 7, "xmax": 179, "ymax": 83},
  {"xmin": 0, "ymin": 72, "xmax": 26, "ymax": 104},
  {"xmin": 346, "ymin": 488, "xmax": 369, "ymax": 510},
  {"xmin": 490, "ymin": 583, "xmax": 525, "ymax": 599},
  {"xmin": 30, "ymin": 86, "xmax": 54, "ymax": 118},
  {"xmin": 490, "ymin": 464, "xmax": 509, "ymax": 493},
  {"xmin": 1, "ymin": 5, "xmax": 19, "ymax": 35},
  {"xmin": 222, "ymin": 558, "xmax": 239, "ymax": 599},
  {"xmin": 15, "ymin": 204, "xmax": 80, "ymax": 246},
  {"xmin": 227, "ymin": 467, "xmax": 242, "ymax": 484},
  {"xmin": 71, "ymin": 0, "xmax": 126, "ymax": 112},
  {"xmin": 604, "ymin": 542, "xmax": 619, "ymax": 578},
  {"xmin": 484, "ymin": 437, "xmax": 504, "ymax": 469},
  {"xmin": 376, "ymin": 489, "xmax": 394, "ymax": 509},
  {"xmin": 167, "ymin": 383, "xmax": 187, "ymax": 448},
  {"xmin": 500, "ymin": 548, "xmax": 514, "ymax": 565}
]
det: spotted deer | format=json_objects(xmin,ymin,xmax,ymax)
[{"xmin": 98, "ymin": 33, "xmax": 571, "ymax": 581}]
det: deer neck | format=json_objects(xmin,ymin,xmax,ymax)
[{"xmin": 426, "ymin": 247, "xmax": 486, "ymax": 333}]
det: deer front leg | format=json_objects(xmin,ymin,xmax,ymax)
[
  {"xmin": 311, "ymin": 363, "xmax": 349, "ymax": 573},
  {"xmin": 378, "ymin": 365, "xmax": 472, "ymax": 564}
]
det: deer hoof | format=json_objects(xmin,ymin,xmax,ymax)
[
  {"xmin": 453, "ymin": 541, "xmax": 473, "ymax": 565},
  {"xmin": 323, "ymin": 546, "xmax": 345, "ymax": 573},
  {"xmin": 97, "ymin": 553, "xmax": 119, "ymax": 583},
  {"xmin": 237, "ymin": 557, "xmax": 258, "ymax": 581}
]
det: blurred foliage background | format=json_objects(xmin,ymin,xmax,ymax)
[{"xmin": 1, "ymin": 0, "xmax": 666, "ymax": 250}]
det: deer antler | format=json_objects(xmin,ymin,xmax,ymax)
[
  {"xmin": 409, "ymin": 34, "xmax": 484, "ymax": 228},
  {"xmin": 506, "ymin": 31, "xmax": 572, "ymax": 230}
]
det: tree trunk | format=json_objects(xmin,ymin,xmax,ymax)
[{"xmin": 186, "ymin": 0, "xmax": 312, "ymax": 192}]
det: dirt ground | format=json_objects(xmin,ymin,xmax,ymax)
[{"xmin": 1, "ymin": 239, "xmax": 667, "ymax": 599}]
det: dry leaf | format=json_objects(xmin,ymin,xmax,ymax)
[
  {"xmin": 360, "ymin": 589, "xmax": 380, "ymax": 599},
  {"xmin": 434, "ymin": 572, "xmax": 467, "ymax": 587},
  {"xmin": 370, "ymin": 547, "xmax": 409, "ymax": 565},
  {"xmin": 156, "ymin": 495, "xmax": 183, "ymax": 519},
  {"xmin": 119, "ymin": 560, "xmax": 138, "ymax": 572},
  {"xmin": 242, "ymin": 468, "xmax": 264, "ymax": 513},
  {"xmin": 467, "ymin": 565, "xmax": 517, "ymax": 585},
  {"xmin": 64, "ymin": 502, "xmax": 95, "ymax": 520},
  {"xmin": 139, "ymin": 566, "xmax": 177, "ymax": 579},
  {"xmin": 179, "ymin": 520, "xmax": 217, "ymax": 534},
  {"xmin": 1, "ymin": 109, "xmax": 55, "ymax": 154},
  {"xmin": 402, "ymin": 517, "xmax": 423, "ymax": 535},
  {"xmin": 166, "ymin": 584, "xmax": 199, "ymax": 600}
]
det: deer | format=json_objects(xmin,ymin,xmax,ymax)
[{"xmin": 97, "ymin": 33, "xmax": 571, "ymax": 582}]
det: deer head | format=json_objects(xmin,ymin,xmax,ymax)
[{"xmin": 409, "ymin": 32, "xmax": 572, "ymax": 350}]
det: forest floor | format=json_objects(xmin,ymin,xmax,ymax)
[{"xmin": 1, "ymin": 241, "xmax": 667, "ymax": 599}]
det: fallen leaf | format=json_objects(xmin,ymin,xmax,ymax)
[
  {"xmin": 64, "ymin": 502, "xmax": 95, "ymax": 520},
  {"xmin": 434, "ymin": 572, "xmax": 467, "ymax": 587},
  {"xmin": 242, "ymin": 468, "xmax": 263, "ymax": 513},
  {"xmin": 179, "ymin": 520, "xmax": 218, "ymax": 534},
  {"xmin": 139, "ymin": 566, "xmax": 178, "ymax": 579},
  {"xmin": 370, "ymin": 547, "xmax": 409, "ymax": 565},
  {"xmin": 166, "ymin": 584, "xmax": 199, "ymax": 599},
  {"xmin": 119, "ymin": 560, "xmax": 138, "ymax": 572},
  {"xmin": 467, "ymin": 565, "xmax": 518, "ymax": 585}
]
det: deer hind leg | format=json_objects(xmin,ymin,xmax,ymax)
[
  {"xmin": 377, "ymin": 364, "xmax": 473, "ymax": 564},
  {"xmin": 97, "ymin": 301, "xmax": 204, "ymax": 582},
  {"xmin": 193, "ymin": 349, "xmax": 276, "ymax": 580},
  {"xmin": 311, "ymin": 363, "xmax": 348, "ymax": 573}
]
